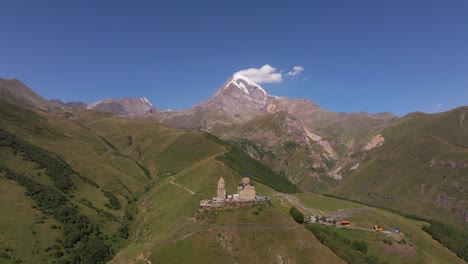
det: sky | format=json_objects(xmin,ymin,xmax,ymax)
[{"xmin": 0, "ymin": 0, "xmax": 467, "ymax": 116}]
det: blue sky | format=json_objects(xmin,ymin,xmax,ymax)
[{"xmin": 1, "ymin": 0, "xmax": 467, "ymax": 116}]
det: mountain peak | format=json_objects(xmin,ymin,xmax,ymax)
[
  {"xmin": 228, "ymin": 74, "xmax": 268, "ymax": 97},
  {"xmin": 0, "ymin": 78, "xmax": 57, "ymax": 111}
]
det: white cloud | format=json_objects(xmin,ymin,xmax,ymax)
[
  {"xmin": 435, "ymin": 103, "xmax": 443, "ymax": 109},
  {"xmin": 287, "ymin": 66, "xmax": 304, "ymax": 76},
  {"xmin": 235, "ymin": 64, "xmax": 282, "ymax": 84},
  {"xmin": 234, "ymin": 64, "xmax": 305, "ymax": 84}
]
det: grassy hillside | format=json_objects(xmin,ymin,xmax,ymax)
[
  {"xmin": 332, "ymin": 107, "xmax": 468, "ymax": 229},
  {"xmin": 1, "ymin": 95, "xmax": 466, "ymax": 263},
  {"xmin": 109, "ymin": 159, "xmax": 344, "ymax": 264},
  {"xmin": 0, "ymin": 101, "xmax": 343, "ymax": 263}
]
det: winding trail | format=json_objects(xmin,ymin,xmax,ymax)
[{"xmin": 170, "ymin": 176, "xmax": 196, "ymax": 195}]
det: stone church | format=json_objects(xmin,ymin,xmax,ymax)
[{"xmin": 216, "ymin": 174, "xmax": 256, "ymax": 201}]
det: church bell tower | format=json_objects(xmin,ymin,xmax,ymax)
[{"xmin": 217, "ymin": 177, "xmax": 226, "ymax": 199}]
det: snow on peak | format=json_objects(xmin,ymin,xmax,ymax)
[
  {"xmin": 228, "ymin": 74, "xmax": 268, "ymax": 97},
  {"xmin": 141, "ymin": 97, "xmax": 154, "ymax": 108}
]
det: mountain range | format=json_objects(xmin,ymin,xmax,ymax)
[{"xmin": 0, "ymin": 75, "xmax": 467, "ymax": 263}]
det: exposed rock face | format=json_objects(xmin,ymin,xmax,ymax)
[
  {"xmin": 304, "ymin": 128, "xmax": 336, "ymax": 159},
  {"xmin": 363, "ymin": 134, "xmax": 385, "ymax": 151},
  {"xmin": 429, "ymin": 160, "xmax": 468, "ymax": 169},
  {"xmin": 87, "ymin": 97, "xmax": 156, "ymax": 115}
]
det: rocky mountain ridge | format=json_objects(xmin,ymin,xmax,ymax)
[
  {"xmin": 86, "ymin": 97, "xmax": 156, "ymax": 115},
  {"xmin": 142, "ymin": 75, "xmax": 396, "ymax": 190}
]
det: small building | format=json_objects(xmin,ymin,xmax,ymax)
[
  {"xmin": 341, "ymin": 220, "xmax": 351, "ymax": 227},
  {"xmin": 305, "ymin": 215, "xmax": 316, "ymax": 223}
]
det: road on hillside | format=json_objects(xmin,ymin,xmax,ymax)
[
  {"xmin": 276, "ymin": 193, "xmax": 402, "ymax": 239},
  {"xmin": 276, "ymin": 193, "xmax": 322, "ymax": 217}
]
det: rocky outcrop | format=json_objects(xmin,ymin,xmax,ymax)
[
  {"xmin": 429, "ymin": 160, "xmax": 468, "ymax": 169},
  {"xmin": 363, "ymin": 134, "xmax": 385, "ymax": 151}
]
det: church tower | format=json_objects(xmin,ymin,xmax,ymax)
[
  {"xmin": 241, "ymin": 174, "xmax": 250, "ymax": 185},
  {"xmin": 217, "ymin": 177, "xmax": 226, "ymax": 200}
]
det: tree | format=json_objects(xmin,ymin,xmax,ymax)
[{"xmin": 290, "ymin": 206, "xmax": 304, "ymax": 224}]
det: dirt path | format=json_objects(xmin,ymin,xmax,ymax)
[
  {"xmin": 170, "ymin": 176, "xmax": 196, "ymax": 195},
  {"xmin": 135, "ymin": 252, "xmax": 152, "ymax": 264}
]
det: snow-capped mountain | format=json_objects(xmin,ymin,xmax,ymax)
[
  {"xmin": 196, "ymin": 74, "xmax": 277, "ymax": 113},
  {"xmin": 215, "ymin": 74, "xmax": 270, "ymax": 103}
]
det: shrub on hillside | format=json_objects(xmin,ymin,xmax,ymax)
[
  {"xmin": 422, "ymin": 221, "xmax": 468, "ymax": 261},
  {"xmin": 306, "ymin": 224, "xmax": 381, "ymax": 264},
  {"xmin": 290, "ymin": 206, "xmax": 304, "ymax": 224}
]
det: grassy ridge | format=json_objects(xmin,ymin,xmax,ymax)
[{"xmin": 0, "ymin": 128, "xmax": 98, "ymax": 190}]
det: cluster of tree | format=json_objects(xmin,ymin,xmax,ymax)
[
  {"xmin": 289, "ymin": 206, "xmax": 304, "ymax": 223},
  {"xmin": 306, "ymin": 223, "xmax": 384, "ymax": 264},
  {"xmin": 136, "ymin": 162, "xmax": 151, "ymax": 179},
  {"xmin": 215, "ymin": 144, "xmax": 299, "ymax": 193},
  {"xmin": 116, "ymin": 211, "xmax": 134, "ymax": 239},
  {"xmin": 422, "ymin": 221, "xmax": 468, "ymax": 261},
  {"xmin": 0, "ymin": 128, "xmax": 98, "ymax": 190},
  {"xmin": 102, "ymin": 190, "xmax": 122, "ymax": 210},
  {"xmin": 1, "ymin": 165, "xmax": 113, "ymax": 263},
  {"xmin": 205, "ymin": 132, "xmax": 299, "ymax": 193}
]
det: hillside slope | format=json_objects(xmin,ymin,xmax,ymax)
[
  {"xmin": 332, "ymin": 107, "xmax": 468, "ymax": 228},
  {"xmin": 0, "ymin": 100, "xmax": 343, "ymax": 263}
]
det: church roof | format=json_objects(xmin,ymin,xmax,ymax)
[{"xmin": 218, "ymin": 177, "xmax": 225, "ymax": 183}]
